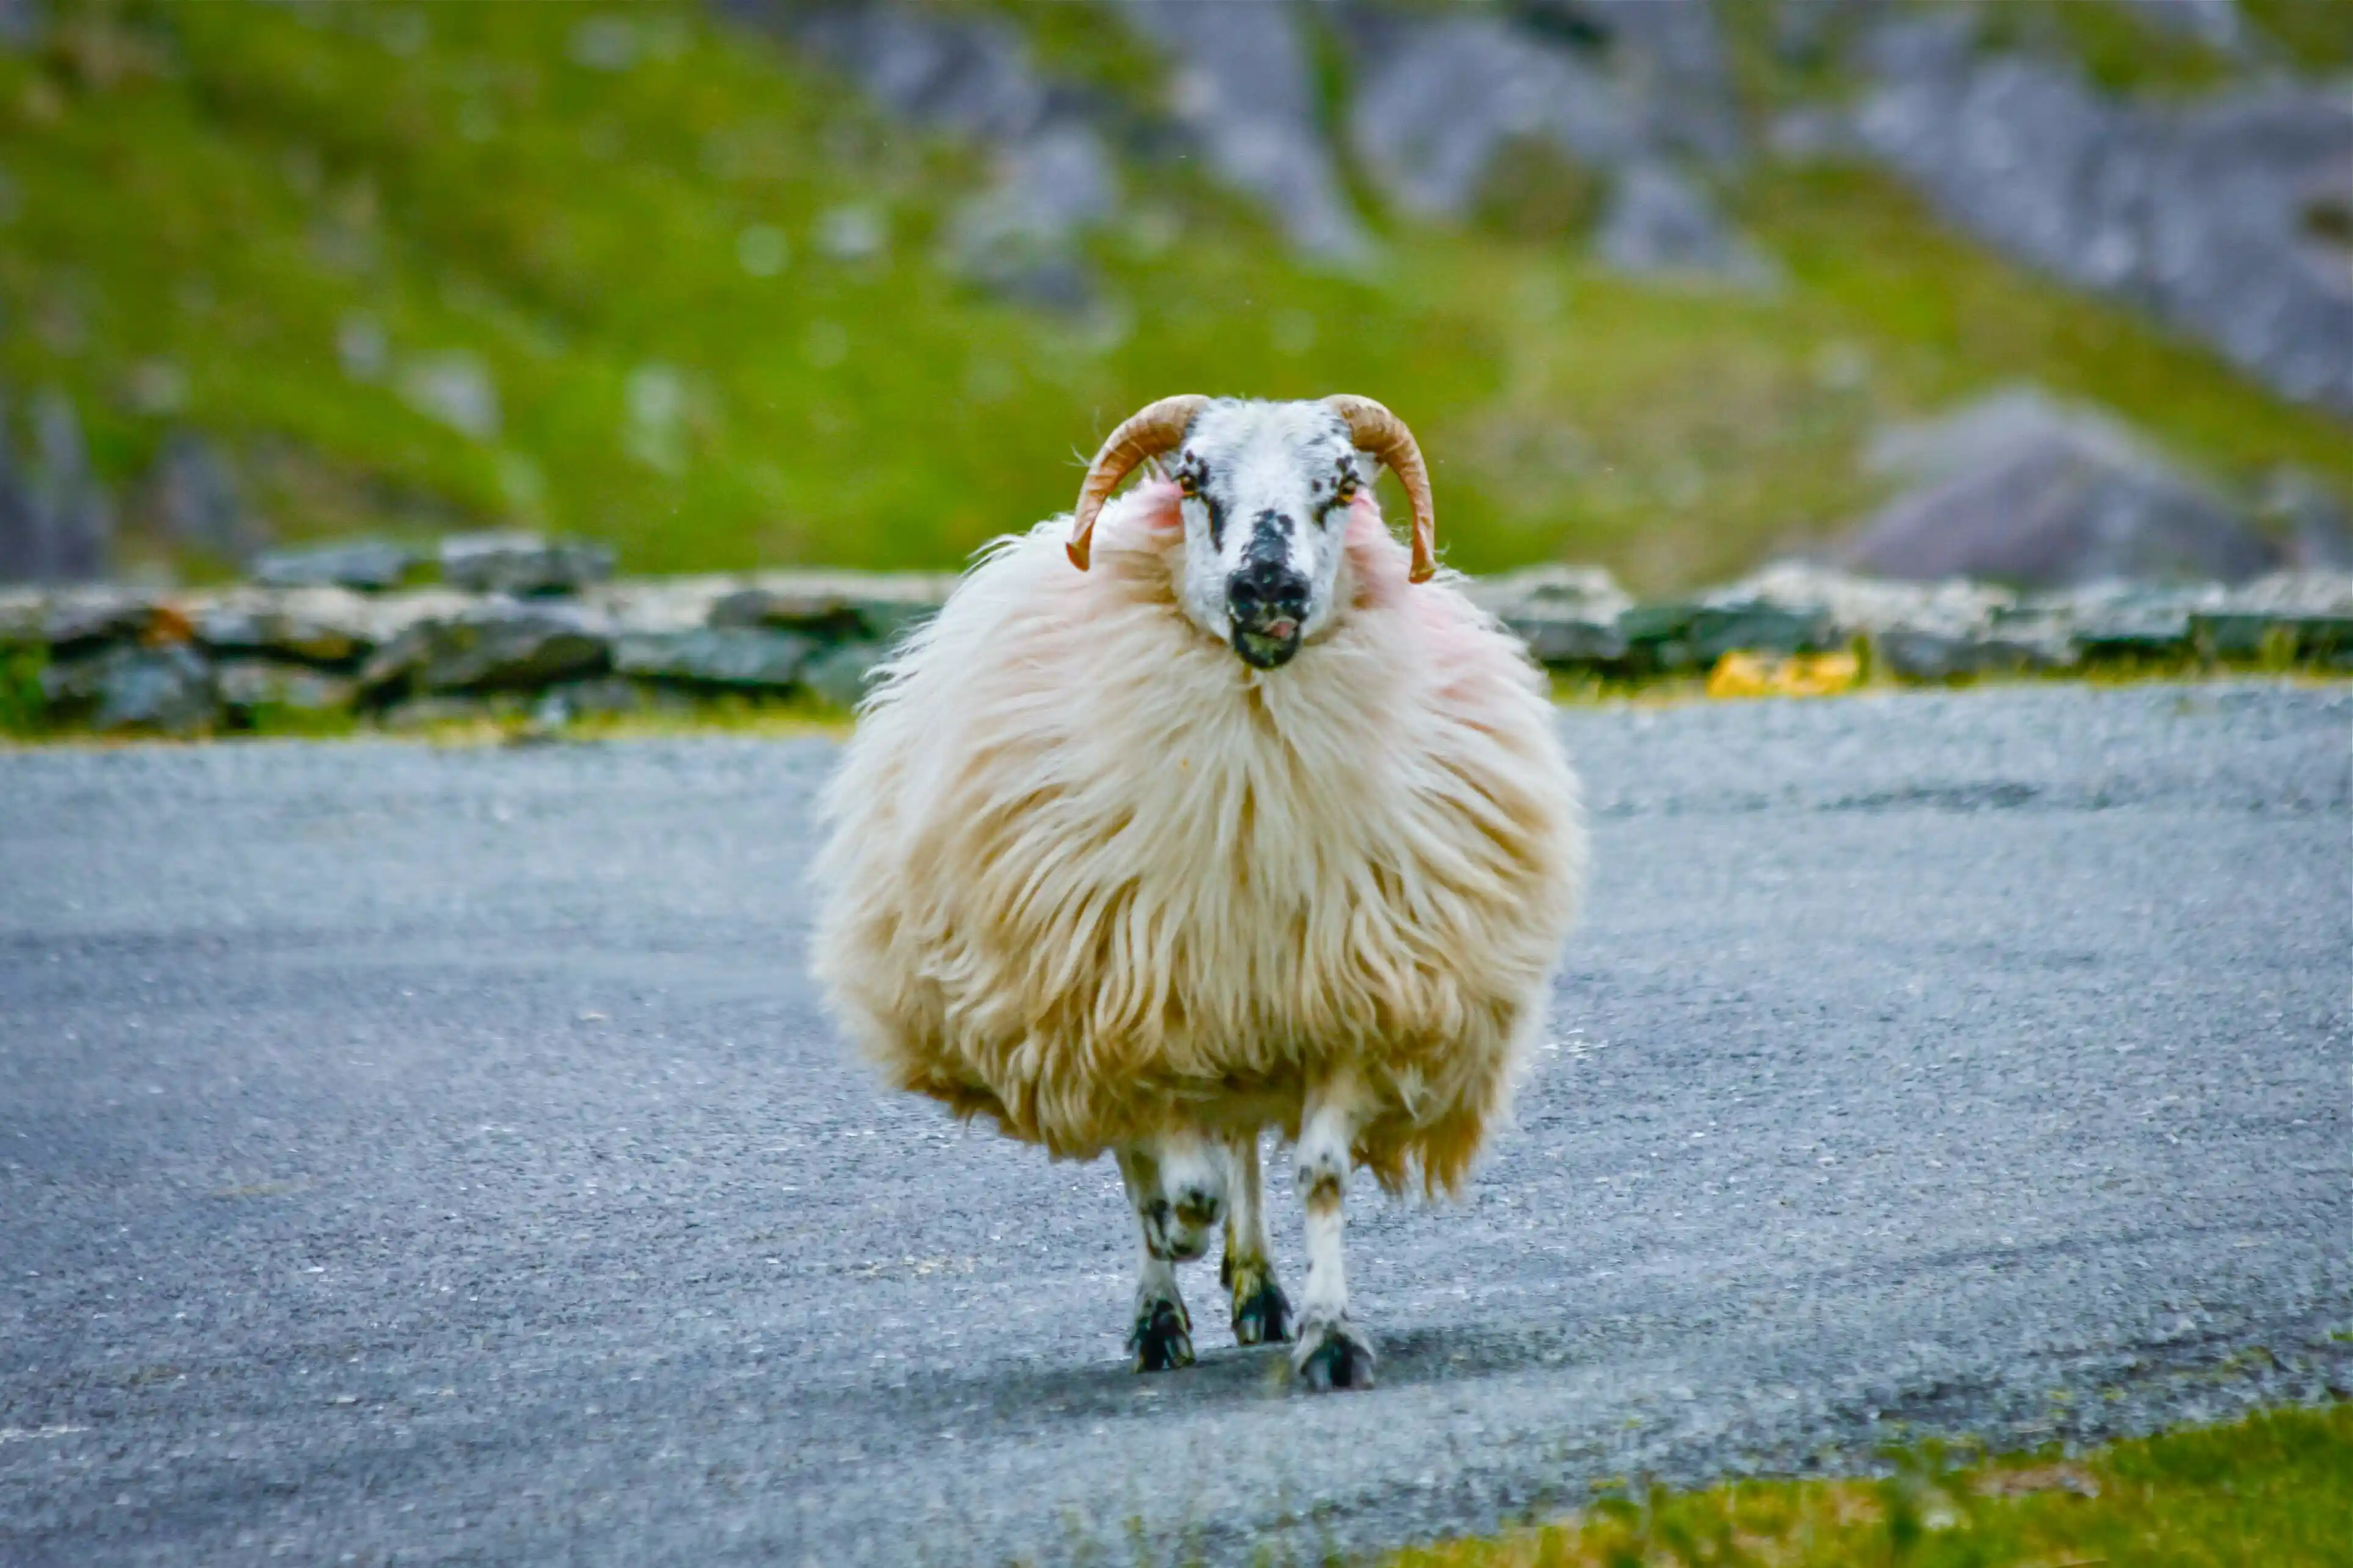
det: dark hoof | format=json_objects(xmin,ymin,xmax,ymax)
[
  {"xmin": 1294, "ymin": 1317, "xmax": 1375, "ymax": 1391},
  {"xmin": 1130, "ymin": 1299, "xmax": 1195, "ymax": 1373},
  {"xmin": 1230, "ymin": 1268, "xmax": 1293, "ymax": 1347}
]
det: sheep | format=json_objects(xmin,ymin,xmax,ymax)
[{"xmin": 811, "ymin": 395, "xmax": 1586, "ymax": 1389}]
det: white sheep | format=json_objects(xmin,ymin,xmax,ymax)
[{"xmin": 812, "ymin": 395, "xmax": 1586, "ymax": 1389}]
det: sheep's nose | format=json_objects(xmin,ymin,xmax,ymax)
[{"xmin": 1228, "ymin": 558, "xmax": 1309, "ymax": 627}]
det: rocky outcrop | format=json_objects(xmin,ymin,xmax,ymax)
[
  {"xmin": 139, "ymin": 431, "xmax": 267, "ymax": 568},
  {"xmin": 0, "ymin": 388, "xmax": 112, "ymax": 584},
  {"xmin": 1852, "ymin": 14, "xmax": 2353, "ymax": 415},
  {"xmin": 253, "ymin": 540, "xmax": 419, "ymax": 592},
  {"xmin": 1342, "ymin": 1, "xmax": 1763, "ymax": 282},
  {"xmin": 1122, "ymin": 0, "xmax": 1371, "ymax": 262},
  {"xmin": 1841, "ymin": 388, "xmax": 2281, "ymax": 587},
  {"xmin": 440, "ymin": 531, "xmax": 614, "ymax": 596},
  {"xmin": 1595, "ymin": 161, "xmax": 1777, "ymax": 288},
  {"xmin": 724, "ymin": 0, "xmax": 1122, "ymax": 302}
]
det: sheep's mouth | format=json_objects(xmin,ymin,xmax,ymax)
[{"xmin": 1230, "ymin": 615, "xmax": 1303, "ymax": 670}]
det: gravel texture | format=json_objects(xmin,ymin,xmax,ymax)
[{"xmin": 1, "ymin": 682, "xmax": 2347, "ymax": 1566}]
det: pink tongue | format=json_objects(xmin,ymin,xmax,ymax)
[{"xmin": 1261, "ymin": 618, "xmax": 1297, "ymax": 640}]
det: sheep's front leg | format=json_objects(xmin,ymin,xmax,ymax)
[
  {"xmin": 1116, "ymin": 1133, "xmax": 1225, "ymax": 1372},
  {"xmin": 1292, "ymin": 1080, "xmax": 1376, "ymax": 1390},
  {"xmin": 1218, "ymin": 1130, "xmax": 1291, "ymax": 1346}
]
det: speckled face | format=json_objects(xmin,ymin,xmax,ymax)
[{"xmin": 1166, "ymin": 400, "xmax": 1367, "ymax": 670}]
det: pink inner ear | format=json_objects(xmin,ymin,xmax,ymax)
[
  {"xmin": 1342, "ymin": 493, "xmax": 1409, "ymax": 607},
  {"xmin": 1128, "ymin": 478, "xmax": 1184, "ymax": 538}
]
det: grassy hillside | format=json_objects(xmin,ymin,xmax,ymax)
[{"xmin": 2, "ymin": 0, "xmax": 2347, "ymax": 590}]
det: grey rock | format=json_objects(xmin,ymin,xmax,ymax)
[
  {"xmin": 189, "ymin": 587, "xmax": 474, "ymax": 668},
  {"xmin": 1841, "ymin": 389, "xmax": 2276, "ymax": 587},
  {"xmin": 1876, "ymin": 623, "xmax": 2078, "ymax": 680},
  {"xmin": 1615, "ymin": 598, "xmax": 1705, "ymax": 670},
  {"xmin": 799, "ymin": 639, "xmax": 886, "ymax": 710},
  {"xmin": 1123, "ymin": 0, "xmax": 1371, "ymax": 261},
  {"xmin": 1853, "ymin": 22, "xmax": 2353, "ymax": 414},
  {"xmin": 359, "ymin": 603, "xmax": 610, "ymax": 695},
  {"xmin": 1688, "ymin": 597, "xmax": 1839, "ymax": 661},
  {"xmin": 29, "ymin": 586, "xmax": 156, "ymax": 651},
  {"xmin": 1465, "ymin": 564, "xmax": 1633, "ymax": 664},
  {"xmin": 1767, "ymin": 104, "xmax": 1862, "ymax": 163},
  {"xmin": 1713, "ymin": 562, "xmax": 2014, "ymax": 636},
  {"xmin": 0, "ymin": 0, "xmax": 46, "ymax": 50},
  {"xmin": 1342, "ymin": 6, "xmax": 1765, "ymax": 273},
  {"xmin": 2257, "ymin": 471, "xmax": 2353, "ymax": 569},
  {"xmin": 1656, "ymin": 563, "xmax": 2054, "ymax": 678},
  {"xmin": 582, "ymin": 575, "xmax": 745, "ymax": 635},
  {"xmin": 942, "ymin": 123, "xmax": 1120, "ymax": 306},
  {"xmin": 2116, "ymin": 0, "xmax": 2244, "ymax": 52},
  {"xmin": 191, "ymin": 587, "xmax": 385, "ymax": 666},
  {"xmin": 789, "ymin": 1, "xmax": 1050, "ymax": 141},
  {"xmin": 399, "ymin": 353, "xmax": 501, "ymax": 441},
  {"xmin": 610, "ymin": 627, "xmax": 814, "ymax": 689},
  {"xmin": 440, "ymin": 532, "xmax": 615, "ymax": 596},
  {"xmin": 1863, "ymin": 385, "xmax": 2125, "ymax": 486},
  {"xmin": 2192, "ymin": 569, "xmax": 2353, "ymax": 659},
  {"xmin": 214, "ymin": 659, "xmax": 358, "ymax": 716},
  {"xmin": 2036, "ymin": 580, "xmax": 2227, "ymax": 657},
  {"xmin": 0, "ymin": 388, "xmax": 112, "ymax": 584},
  {"xmin": 0, "ymin": 586, "xmax": 41, "ymax": 646},
  {"xmin": 1550, "ymin": 0, "xmax": 1746, "ymax": 165},
  {"xmin": 40, "ymin": 642, "xmax": 217, "ymax": 734},
  {"xmin": 143, "ymin": 431, "xmax": 267, "ymax": 566},
  {"xmin": 1595, "ymin": 161, "xmax": 1776, "ymax": 287},
  {"xmin": 708, "ymin": 571, "xmax": 951, "ymax": 644},
  {"xmin": 1346, "ymin": 12, "xmax": 1642, "ymax": 222},
  {"xmin": 1344, "ymin": 0, "xmax": 1752, "ymax": 219},
  {"xmin": 756, "ymin": 1, "xmax": 1119, "ymax": 301},
  {"xmin": 252, "ymin": 540, "xmax": 419, "ymax": 593}
]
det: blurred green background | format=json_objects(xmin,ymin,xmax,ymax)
[{"xmin": 1, "ymin": 0, "xmax": 2347, "ymax": 593}]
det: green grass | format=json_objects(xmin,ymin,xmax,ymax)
[
  {"xmin": 1, "ymin": 0, "xmax": 2346, "ymax": 593},
  {"xmin": 1386, "ymin": 1402, "xmax": 2352, "ymax": 1568}
]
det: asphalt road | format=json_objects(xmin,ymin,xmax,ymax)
[{"xmin": 3, "ymin": 682, "xmax": 2348, "ymax": 1566}]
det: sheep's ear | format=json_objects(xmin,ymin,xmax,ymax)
[
  {"xmin": 1068, "ymin": 396, "xmax": 1209, "ymax": 571},
  {"xmin": 1325, "ymin": 395, "xmax": 1436, "ymax": 583}
]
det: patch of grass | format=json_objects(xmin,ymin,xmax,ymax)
[
  {"xmin": 0, "ymin": 646, "xmax": 49, "ymax": 737},
  {"xmin": 1971, "ymin": 0, "xmax": 2241, "ymax": 97},
  {"xmin": 1387, "ymin": 1402, "xmax": 2353, "ymax": 1567},
  {"xmin": 0, "ymin": 1, "xmax": 2345, "ymax": 596},
  {"xmin": 2241, "ymin": 0, "xmax": 2353, "ymax": 73},
  {"xmin": 233, "ymin": 701, "xmax": 358, "ymax": 740}
]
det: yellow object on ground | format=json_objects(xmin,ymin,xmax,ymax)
[{"xmin": 1707, "ymin": 649, "xmax": 1862, "ymax": 699}]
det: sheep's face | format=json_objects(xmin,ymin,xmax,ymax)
[{"xmin": 1168, "ymin": 400, "xmax": 1365, "ymax": 671}]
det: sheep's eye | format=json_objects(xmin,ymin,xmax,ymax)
[
  {"xmin": 1335, "ymin": 476, "xmax": 1358, "ymax": 502},
  {"xmin": 1178, "ymin": 473, "xmax": 1199, "ymax": 496}
]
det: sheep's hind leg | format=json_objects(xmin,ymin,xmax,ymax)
[
  {"xmin": 1117, "ymin": 1136, "xmax": 1226, "ymax": 1372},
  {"xmin": 1291, "ymin": 1080, "xmax": 1376, "ymax": 1390},
  {"xmin": 1218, "ymin": 1130, "xmax": 1291, "ymax": 1346}
]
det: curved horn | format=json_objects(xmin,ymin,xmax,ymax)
[
  {"xmin": 1066, "ymin": 394, "xmax": 1211, "ymax": 571},
  {"xmin": 1325, "ymin": 394, "xmax": 1437, "ymax": 583}
]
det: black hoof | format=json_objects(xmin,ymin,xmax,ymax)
[
  {"xmin": 1294, "ymin": 1318, "xmax": 1375, "ymax": 1391},
  {"xmin": 1129, "ymin": 1299, "xmax": 1195, "ymax": 1373},
  {"xmin": 1230, "ymin": 1272, "xmax": 1293, "ymax": 1347}
]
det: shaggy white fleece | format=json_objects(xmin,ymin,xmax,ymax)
[{"xmin": 811, "ymin": 482, "xmax": 1586, "ymax": 1193}]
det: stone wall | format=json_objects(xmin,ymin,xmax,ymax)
[{"xmin": 3, "ymin": 533, "xmax": 2346, "ymax": 739}]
